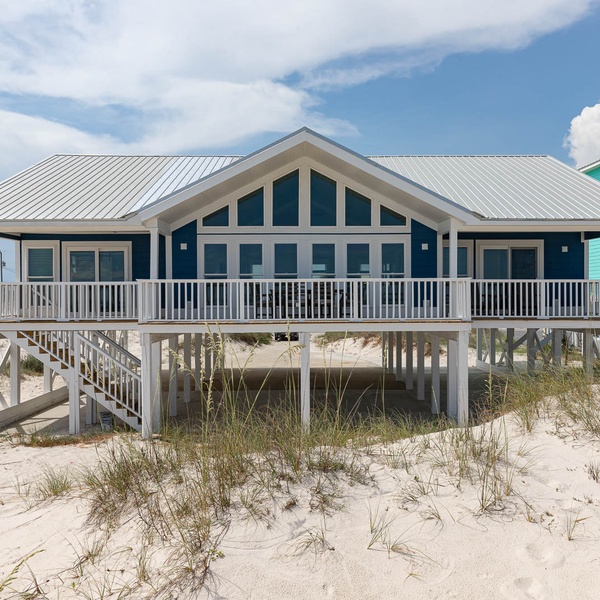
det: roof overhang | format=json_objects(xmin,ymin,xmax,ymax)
[{"xmin": 131, "ymin": 128, "xmax": 479, "ymax": 232}]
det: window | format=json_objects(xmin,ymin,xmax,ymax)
[
  {"xmin": 312, "ymin": 244, "xmax": 335, "ymax": 278},
  {"xmin": 239, "ymin": 244, "xmax": 263, "ymax": 279},
  {"xmin": 203, "ymin": 206, "xmax": 229, "ymax": 227},
  {"xmin": 347, "ymin": 244, "xmax": 370, "ymax": 278},
  {"xmin": 476, "ymin": 240, "xmax": 542, "ymax": 279},
  {"xmin": 443, "ymin": 247, "xmax": 469, "ymax": 277},
  {"xmin": 238, "ymin": 189, "xmax": 264, "ymax": 226},
  {"xmin": 64, "ymin": 244, "xmax": 129, "ymax": 282},
  {"xmin": 274, "ymin": 244, "xmax": 297, "ymax": 278},
  {"xmin": 27, "ymin": 248, "xmax": 54, "ymax": 282},
  {"xmin": 310, "ymin": 170, "xmax": 336, "ymax": 226},
  {"xmin": 204, "ymin": 244, "xmax": 227, "ymax": 278},
  {"xmin": 380, "ymin": 205, "xmax": 407, "ymax": 226},
  {"xmin": 345, "ymin": 188, "xmax": 371, "ymax": 226},
  {"xmin": 382, "ymin": 244, "xmax": 404, "ymax": 278},
  {"xmin": 273, "ymin": 170, "xmax": 299, "ymax": 227}
]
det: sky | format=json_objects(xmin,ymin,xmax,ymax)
[{"xmin": 0, "ymin": 0, "xmax": 600, "ymax": 280}]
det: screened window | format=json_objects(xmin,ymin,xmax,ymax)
[
  {"xmin": 274, "ymin": 244, "xmax": 297, "ymax": 278},
  {"xmin": 204, "ymin": 244, "xmax": 227, "ymax": 279},
  {"xmin": 312, "ymin": 244, "xmax": 335, "ymax": 278},
  {"xmin": 345, "ymin": 188, "xmax": 371, "ymax": 226},
  {"xmin": 203, "ymin": 206, "xmax": 229, "ymax": 227},
  {"xmin": 273, "ymin": 170, "xmax": 299, "ymax": 227},
  {"xmin": 443, "ymin": 247, "xmax": 469, "ymax": 277},
  {"xmin": 380, "ymin": 205, "xmax": 407, "ymax": 226},
  {"xmin": 238, "ymin": 189, "xmax": 264, "ymax": 226},
  {"xmin": 310, "ymin": 170, "xmax": 336, "ymax": 226},
  {"xmin": 382, "ymin": 244, "xmax": 404, "ymax": 278},
  {"xmin": 347, "ymin": 244, "xmax": 370, "ymax": 278},
  {"xmin": 27, "ymin": 248, "xmax": 54, "ymax": 282},
  {"xmin": 240, "ymin": 244, "xmax": 263, "ymax": 279}
]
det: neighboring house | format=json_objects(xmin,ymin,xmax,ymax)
[
  {"xmin": 579, "ymin": 159, "xmax": 600, "ymax": 278},
  {"xmin": 1, "ymin": 128, "xmax": 600, "ymax": 437}
]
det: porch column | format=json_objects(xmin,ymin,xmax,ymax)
[
  {"xmin": 183, "ymin": 333, "xmax": 192, "ymax": 403},
  {"xmin": 387, "ymin": 332, "xmax": 394, "ymax": 374},
  {"xmin": 168, "ymin": 335, "xmax": 178, "ymax": 417},
  {"xmin": 506, "ymin": 328, "xmax": 515, "ymax": 372},
  {"xmin": 457, "ymin": 330, "xmax": 469, "ymax": 426},
  {"xmin": 149, "ymin": 227, "xmax": 159, "ymax": 279},
  {"xmin": 584, "ymin": 330, "xmax": 594, "ymax": 378},
  {"xmin": 300, "ymin": 332, "xmax": 311, "ymax": 430},
  {"xmin": 194, "ymin": 333, "xmax": 202, "ymax": 390},
  {"xmin": 431, "ymin": 335, "xmax": 440, "ymax": 414},
  {"xmin": 416, "ymin": 332, "xmax": 425, "ymax": 401},
  {"xmin": 405, "ymin": 331, "xmax": 414, "ymax": 390},
  {"xmin": 141, "ymin": 333, "xmax": 161, "ymax": 438},
  {"xmin": 526, "ymin": 328, "xmax": 536, "ymax": 375},
  {"xmin": 395, "ymin": 331, "xmax": 403, "ymax": 382},
  {"xmin": 447, "ymin": 337, "xmax": 457, "ymax": 420},
  {"xmin": 437, "ymin": 233, "xmax": 444, "ymax": 277},
  {"xmin": 448, "ymin": 220, "xmax": 458, "ymax": 278},
  {"xmin": 10, "ymin": 344, "xmax": 20, "ymax": 407},
  {"xmin": 552, "ymin": 328, "xmax": 562, "ymax": 367}
]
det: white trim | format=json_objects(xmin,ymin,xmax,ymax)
[
  {"xmin": 475, "ymin": 239, "xmax": 544, "ymax": 279},
  {"xmin": 442, "ymin": 240, "xmax": 474, "ymax": 277},
  {"xmin": 22, "ymin": 240, "xmax": 60, "ymax": 282},
  {"xmin": 62, "ymin": 241, "xmax": 132, "ymax": 282}
]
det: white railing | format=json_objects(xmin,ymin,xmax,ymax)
[
  {"xmin": 0, "ymin": 282, "xmax": 138, "ymax": 321},
  {"xmin": 139, "ymin": 278, "xmax": 470, "ymax": 323},
  {"xmin": 471, "ymin": 279, "xmax": 600, "ymax": 319},
  {"xmin": 76, "ymin": 333, "xmax": 142, "ymax": 420}
]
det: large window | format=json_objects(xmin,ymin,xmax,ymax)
[
  {"xmin": 204, "ymin": 244, "xmax": 227, "ymax": 279},
  {"xmin": 347, "ymin": 244, "xmax": 370, "ymax": 278},
  {"xmin": 274, "ymin": 244, "xmax": 297, "ymax": 278},
  {"xmin": 310, "ymin": 170, "xmax": 336, "ymax": 226},
  {"xmin": 345, "ymin": 188, "xmax": 371, "ymax": 226},
  {"xmin": 238, "ymin": 189, "xmax": 264, "ymax": 226},
  {"xmin": 239, "ymin": 244, "xmax": 263, "ymax": 279},
  {"xmin": 65, "ymin": 244, "xmax": 129, "ymax": 282},
  {"xmin": 312, "ymin": 244, "xmax": 335, "ymax": 278},
  {"xmin": 382, "ymin": 244, "xmax": 404, "ymax": 278},
  {"xmin": 273, "ymin": 171, "xmax": 299, "ymax": 227}
]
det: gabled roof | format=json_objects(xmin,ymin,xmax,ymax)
[{"xmin": 1, "ymin": 128, "xmax": 600, "ymax": 224}]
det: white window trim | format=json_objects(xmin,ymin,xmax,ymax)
[
  {"xmin": 22, "ymin": 240, "xmax": 60, "ymax": 282},
  {"xmin": 442, "ymin": 240, "xmax": 474, "ymax": 277},
  {"xmin": 476, "ymin": 239, "xmax": 544, "ymax": 279},
  {"xmin": 62, "ymin": 241, "xmax": 132, "ymax": 281}
]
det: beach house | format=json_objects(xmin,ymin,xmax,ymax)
[{"xmin": 1, "ymin": 128, "xmax": 600, "ymax": 437}]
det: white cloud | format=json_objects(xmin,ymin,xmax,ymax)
[
  {"xmin": 566, "ymin": 103, "xmax": 600, "ymax": 168},
  {"xmin": 0, "ymin": 0, "xmax": 596, "ymax": 177}
]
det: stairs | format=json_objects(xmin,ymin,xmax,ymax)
[{"xmin": 4, "ymin": 329, "xmax": 142, "ymax": 431}]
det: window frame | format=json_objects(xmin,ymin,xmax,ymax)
[{"xmin": 22, "ymin": 240, "xmax": 60, "ymax": 283}]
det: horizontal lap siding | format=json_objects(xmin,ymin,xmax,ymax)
[{"xmin": 21, "ymin": 233, "xmax": 151, "ymax": 280}]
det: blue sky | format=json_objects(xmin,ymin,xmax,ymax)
[{"xmin": 0, "ymin": 0, "xmax": 600, "ymax": 280}]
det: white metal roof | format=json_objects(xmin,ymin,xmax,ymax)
[
  {"xmin": 1, "ymin": 145, "xmax": 600, "ymax": 222},
  {"xmin": 0, "ymin": 154, "xmax": 240, "ymax": 220},
  {"xmin": 370, "ymin": 155, "xmax": 600, "ymax": 220}
]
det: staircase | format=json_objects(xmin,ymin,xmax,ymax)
[{"xmin": 3, "ymin": 329, "xmax": 142, "ymax": 431}]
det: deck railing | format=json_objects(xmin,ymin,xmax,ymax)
[
  {"xmin": 471, "ymin": 279, "xmax": 600, "ymax": 319},
  {"xmin": 138, "ymin": 278, "xmax": 470, "ymax": 323},
  {"xmin": 0, "ymin": 279, "xmax": 599, "ymax": 323}
]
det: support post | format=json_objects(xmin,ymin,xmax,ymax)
[
  {"xmin": 194, "ymin": 332, "xmax": 202, "ymax": 390},
  {"xmin": 431, "ymin": 335, "xmax": 440, "ymax": 414},
  {"xmin": 387, "ymin": 331, "xmax": 393, "ymax": 374},
  {"xmin": 152, "ymin": 340, "xmax": 162, "ymax": 431},
  {"xmin": 168, "ymin": 335, "xmax": 178, "ymax": 417},
  {"xmin": 506, "ymin": 328, "xmax": 515, "ymax": 372},
  {"xmin": 490, "ymin": 329, "xmax": 497, "ymax": 366},
  {"xmin": 85, "ymin": 395, "xmax": 97, "ymax": 426},
  {"xmin": 141, "ymin": 333, "xmax": 159, "ymax": 438},
  {"xmin": 527, "ymin": 328, "xmax": 536, "ymax": 375},
  {"xmin": 552, "ymin": 328, "xmax": 562, "ymax": 367},
  {"xmin": 9, "ymin": 344, "xmax": 20, "ymax": 407},
  {"xmin": 584, "ymin": 330, "xmax": 594, "ymax": 378},
  {"xmin": 299, "ymin": 332, "xmax": 311, "ymax": 430},
  {"xmin": 44, "ymin": 365, "xmax": 53, "ymax": 393},
  {"xmin": 69, "ymin": 349, "xmax": 80, "ymax": 435},
  {"xmin": 183, "ymin": 333, "xmax": 191, "ymax": 403},
  {"xmin": 457, "ymin": 330, "xmax": 469, "ymax": 426},
  {"xmin": 447, "ymin": 338, "xmax": 457, "ymax": 420},
  {"xmin": 417, "ymin": 332, "xmax": 425, "ymax": 401},
  {"xmin": 405, "ymin": 331, "xmax": 414, "ymax": 390},
  {"xmin": 395, "ymin": 331, "xmax": 402, "ymax": 382}
]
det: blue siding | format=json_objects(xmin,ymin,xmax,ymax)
[
  {"xmin": 159, "ymin": 234, "xmax": 166, "ymax": 279},
  {"xmin": 411, "ymin": 220, "xmax": 437, "ymax": 277},
  {"xmin": 457, "ymin": 232, "xmax": 584, "ymax": 279},
  {"xmin": 172, "ymin": 220, "xmax": 197, "ymax": 278},
  {"xmin": 21, "ymin": 233, "xmax": 150, "ymax": 280},
  {"xmin": 589, "ymin": 239, "xmax": 600, "ymax": 279}
]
